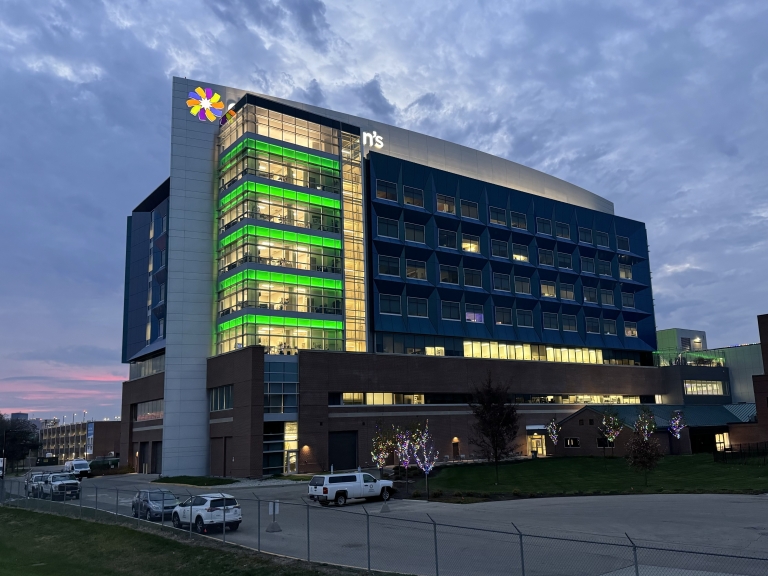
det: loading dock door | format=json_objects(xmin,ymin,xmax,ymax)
[{"xmin": 328, "ymin": 431, "xmax": 358, "ymax": 471}]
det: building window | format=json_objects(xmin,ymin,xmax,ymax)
[
  {"xmin": 617, "ymin": 236, "xmax": 630, "ymax": 252},
  {"xmin": 406, "ymin": 259, "xmax": 426, "ymax": 280},
  {"xmin": 555, "ymin": 222, "xmax": 570, "ymax": 239},
  {"xmin": 342, "ymin": 392, "xmax": 364, "ymax": 405},
  {"xmin": 408, "ymin": 297, "xmax": 428, "ymax": 317},
  {"xmin": 558, "ymin": 252, "xmax": 572, "ymax": 269},
  {"xmin": 596, "ymin": 231, "xmax": 610, "ymax": 247},
  {"xmin": 437, "ymin": 194, "xmax": 455, "ymax": 214},
  {"xmin": 379, "ymin": 255, "xmax": 400, "ymax": 276},
  {"xmin": 510, "ymin": 212, "xmax": 527, "ymax": 230},
  {"xmin": 536, "ymin": 217, "xmax": 552, "ymax": 235},
  {"xmin": 625, "ymin": 321, "xmax": 638, "ymax": 337},
  {"xmin": 541, "ymin": 280, "xmax": 557, "ymax": 298},
  {"xmin": 495, "ymin": 307, "xmax": 512, "ymax": 325},
  {"xmin": 134, "ymin": 399, "xmax": 164, "ymax": 421},
  {"xmin": 491, "ymin": 239, "xmax": 508, "ymax": 258},
  {"xmin": 604, "ymin": 319, "xmax": 617, "ymax": 335},
  {"xmin": 461, "ymin": 233, "xmax": 480, "ymax": 253},
  {"xmin": 563, "ymin": 315, "xmax": 577, "ymax": 332},
  {"xmin": 586, "ymin": 317, "xmax": 600, "ymax": 333},
  {"xmin": 378, "ymin": 217, "xmax": 399, "ymax": 239},
  {"xmin": 561, "ymin": 283, "xmax": 575, "ymax": 300},
  {"xmin": 513, "ymin": 244, "xmax": 529, "ymax": 262},
  {"xmin": 514, "ymin": 276, "xmax": 531, "ymax": 294},
  {"xmin": 464, "ymin": 268, "xmax": 482, "ymax": 287},
  {"xmin": 376, "ymin": 180, "xmax": 397, "ymax": 202},
  {"xmin": 584, "ymin": 287, "xmax": 598, "ymax": 303},
  {"xmin": 539, "ymin": 249, "xmax": 554, "ymax": 266},
  {"xmin": 158, "ymin": 318, "xmax": 165, "ymax": 338},
  {"xmin": 684, "ymin": 380, "xmax": 728, "ymax": 396},
  {"xmin": 438, "ymin": 229, "xmax": 457, "ymax": 249},
  {"xmin": 543, "ymin": 312, "xmax": 559, "ymax": 330},
  {"xmin": 715, "ymin": 432, "xmax": 730, "ymax": 452},
  {"xmin": 461, "ymin": 200, "xmax": 479, "ymax": 219},
  {"xmin": 489, "ymin": 207, "xmax": 506, "ymax": 225},
  {"xmin": 380, "ymin": 294, "xmax": 401, "ymax": 315},
  {"xmin": 404, "ymin": 186, "xmax": 424, "ymax": 207},
  {"xmin": 601, "ymin": 289, "xmax": 615, "ymax": 306},
  {"xmin": 621, "ymin": 292, "xmax": 635, "ymax": 308},
  {"xmin": 565, "ymin": 438, "xmax": 580, "ymax": 448},
  {"xmin": 493, "ymin": 273, "xmax": 511, "ymax": 291},
  {"xmin": 517, "ymin": 309, "xmax": 533, "ymax": 327},
  {"xmin": 466, "ymin": 303, "xmax": 484, "ymax": 323},
  {"xmin": 598, "ymin": 260, "xmax": 612, "ymax": 276},
  {"xmin": 209, "ymin": 385, "xmax": 233, "ymax": 412},
  {"xmin": 579, "ymin": 228, "xmax": 593, "ymax": 244},
  {"xmin": 405, "ymin": 222, "xmax": 425, "ymax": 243},
  {"xmin": 440, "ymin": 265, "xmax": 459, "ymax": 284},
  {"xmin": 442, "ymin": 301, "xmax": 460, "ymax": 321},
  {"xmin": 619, "ymin": 264, "xmax": 633, "ymax": 280},
  {"xmin": 581, "ymin": 257, "xmax": 595, "ymax": 274}
]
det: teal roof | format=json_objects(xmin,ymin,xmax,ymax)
[{"xmin": 583, "ymin": 404, "xmax": 755, "ymax": 428}]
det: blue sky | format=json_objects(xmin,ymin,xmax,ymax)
[{"xmin": 1, "ymin": 0, "xmax": 766, "ymax": 420}]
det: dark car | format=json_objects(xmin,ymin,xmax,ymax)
[{"xmin": 132, "ymin": 489, "xmax": 178, "ymax": 521}]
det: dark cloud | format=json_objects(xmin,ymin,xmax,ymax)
[
  {"xmin": 355, "ymin": 76, "xmax": 396, "ymax": 122},
  {"xmin": 291, "ymin": 78, "xmax": 326, "ymax": 106}
]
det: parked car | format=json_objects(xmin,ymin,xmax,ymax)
[
  {"xmin": 132, "ymin": 489, "xmax": 178, "ymax": 521},
  {"xmin": 308, "ymin": 472, "xmax": 395, "ymax": 506},
  {"xmin": 63, "ymin": 459, "xmax": 91, "ymax": 479},
  {"xmin": 24, "ymin": 472, "xmax": 45, "ymax": 497},
  {"xmin": 40, "ymin": 473, "xmax": 80, "ymax": 500},
  {"xmin": 171, "ymin": 493, "xmax": 241, "ymax": 534}
]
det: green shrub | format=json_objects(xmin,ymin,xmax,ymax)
[
  {"xmin": 412, "ymin": 490, "xmax": 422, "ymax": 498},
  {"xmin": 453, "ymin": 491, "xmax": 463, "ymax": 497},
  {"xmin": 432, "ymin": 490, "xmax": 443, "ymax": 498}
]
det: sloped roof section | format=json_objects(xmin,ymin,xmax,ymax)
[{"xmin": 565, "ymin": 404, "xmax": 756, "ymax": 429}]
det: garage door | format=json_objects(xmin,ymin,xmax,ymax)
[{"xmin": 328, "ymin": 431, "xmax": 358, "ymax": 471}]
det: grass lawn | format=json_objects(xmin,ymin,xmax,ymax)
[
  {"xmin": 411, "ymin": 454, "xmax": 768, "ymax": 500},
  {"xmin": 153, "ymin": 475, "xmax": 239, "ymax": 487},
  {"xmin": 0, "ymin": 507, "xmax": 365, "ymax": 576}
]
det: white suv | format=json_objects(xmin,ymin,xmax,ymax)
[
  {"xmin": 308, "ymin": 472, "xmax": 394, "ymax": 506},
  {"xmin": 172, "ymin": 493, "xmax": 241, "ymax": 534}
]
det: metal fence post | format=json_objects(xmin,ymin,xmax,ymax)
[
  {"xmin": 426, "ymin": 513, "xmax": 439, "ymax": 576},
  {"xmin": 512, "ymin": 522, "xmax": 525, "ymax": 576},
  {"xmin": 626, "ymin": 533, "xmax": 640, "ymax": 576},
  {"xmin": 306, "ymin": 499, "xmax": 311, "ymax": 561},
  {"xmin": 187, "ymin": 490, "xmax": 193, "ymax": 539},
  {"xmin": 80, "ymin": 486, "xmax": 83, "ymax": 519},
  {"xmin": 221, "ymin": 492, "xmax": 226, "ymax": 544},
  {"xmin": 363, "ymin": 506, "xmax": 371, "ymax": 572},
  {"xmin": 116, "ymin": 488, "xmax": 119, "ymax": 523},
  {"xmin": 253, "ymin": 493, "xmax": 260, "ymax": 552},
  {"xmin": 95, "ymin": 485, "xmax": 99, "ymax": 520}
]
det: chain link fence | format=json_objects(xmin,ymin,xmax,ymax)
[{"xmin": 3, "ymin": 477, "xmax": 768, "ymax": 575}]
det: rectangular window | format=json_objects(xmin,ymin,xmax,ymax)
[
  {"xmin": 563, "ymin": 314, "xmax": 577, "ymax": 332},
  {"xmin": 557, "ymin": 252, "xmax": 572, "ymax": 269},
  {"xmin": 461, "ymin": 233, "xmax": 480, "ymax": 252},
  {"xmin": 489, "ymin": 207, "xmax": 506, "ymax": 225},
  {"xmin": 376, "ymin": 180, "xmax": 397, "ymax": 201},
  {"xmin": 539, "ymin": 249, "xmax": 554, "ymax": 266},
  {"xmin": 517, "ymin": 309, "xmax": 533, "ymax": 327},
  {"xmin": 619, "ymin": 264, "xmax": 633, "ymax": 280},
  {"xmin": 541, "ymin": 280, "xmax": 557, "ymax": 298},
  {"xmin": 625, "ymin": 321, "xmax": 638, "ymax": 337},
  {"xmin": 536, "ymin": 217, "xmax": 552, "ymax": 235},
  {"xmin": 598, "ymin": 260, "xmax": 612, "ymax": 276},
  {"xmin": 438, "ymin": 229, "xmax": 457, "ymax": 249},
  {"xmin": 601, "ymin": 289, "xmax": 615, "ymax": 306},
  {"xmin": 378, "ymin": 217, "xmax": 398, "ymax": 239},
  {"xmin": 510, "ymin": 211, "xmax": 527, "ymax": 230},
  {"xmin": 408, "ymin": 297, "xmax": 428, "ymax": 317},
  {"xmin": 491, "ymin": 239, "xmax": 508, "ymax": 258},
  {"xmin": 405, "ymin": 222, "xmax": 425, "ymax": 243},
  {"xmin": 596, "ymin": 231, "xmax": 610, "ymax": 247},
  {"xmin": 460, "ymin": 200, "xmax": 479, "ymax": 219},
  {"xmin": 621, "ymin": 292, "xmax": 635, "ymax": 308},
  {"xmin": 442, "ymin": 301, "xmax": 460, "ymax": 321},
  {"xmin": 404, "ymin": 186, "xmax": 424, "ymax": 207},
  {"xmin": 209, "ymin": 386, "xmax": 233, "ymax": 412},
  {"xmin": 379, "ymin": 255, "xmax": 400, "ymax": 276},
  {"xmin": 579, "ymin": 228, "xmax": 593, "ymax": 244},
  {"xmin": 584, "ymin": 287, "xmax": 598, "ymax": 303},
  {"xmin": 561, "ymin": 283, "xmax": 575, "ymax": 300},
  {"xmin": 493, "ymin": 273, "xmax": 511, "ymax": 291},
  {"xmin": 380, "ymin": 294, "xmax": 401, "ymax": 315},
  {"xmin": 581, "ymin": 257, "xmax": 595, "ymax": 274},
  {"xmin": 440, "ymin": 265, "xmax": 459, "ymax": 284},
  {"xmin": 555, "ymin": 222, "xmax": 570, "ymax": 239},
  {"xmin": 436, "ymin": 194, "xmax": 455, "ymax": 214},
  {"xmin": 565, "ymin": 438, "xmax": 580, "ymax": 448},
  {"xmin": 495, "ymin": 307, "xmax": 512, "ymax": 325},
  {"xmin": 684, "ymin": 380, "xmax": 727, "ymax": 396},
  {"xmin": 617, "ymin": 236, "xmax": 630, "ymax": 252},
  {"xmin": 466, "ymin": 303, "xmax": 484, "ymax": 323},
  {"xmin": 604, "ymin": 319, "xmax": 617, "ymax": 335},
  {"xmin": 514, "ymin": 276, "xmax": 531, "ymax": 294},
  {"xmin": 513, "ymin": 244, "xmax": 529, "ymax": 262},
  {"xmin": 464, "ymin": 268, "xmax": 482, "ymax": 287},
  {"xmin": 543, "ymin": 312, "xmax": 559, "ymax": 330},
  {"xmin": 586, "ymin": 317, "xmax": 600, "ymax": 333},
  {"xmin": 406, "ymin": 259, "xmax": 426, "ymax": 280},
  {"xmin": 135, "ymin": 399, "xmax": 164, "ymax": 421}
]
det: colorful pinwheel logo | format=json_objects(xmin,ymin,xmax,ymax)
[{"xmin": 186, "ymin": 87, "xmax": 225, "ymax": 122}]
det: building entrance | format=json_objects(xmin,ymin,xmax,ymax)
[{"xmin": 528, "ymin": 434, "xmax": 546, "ymax": 456}]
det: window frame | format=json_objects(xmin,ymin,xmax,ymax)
[
  {"xmin": 512, "ymin": 244, "xmax": 529, "ymax": 262},
  {"xmin": 562, "ymin": 314, "xmax": 577, "ymax": 332},
  {"xmin": 585, "ymin": 317, "xmax": 600, "ymax": 333},
  {"xmin": 493, "ymin": 272, "xmax": 511, "ymax": 292},
  {"xmin": 495, "ymin": 306, "xmax": 513, "ymax": 325},
  {"xmin": 439, "ymin": 264, "xmax": 459, "ymax": 285},
  {"xmin": 407, "ymin": 296, "xmax": 428, "ymax": 318},
  {"xmin": 491, "ymin": 239, "xmax": 508, "ymax": 258},
  {"xmin": 436, "ymin": 194, "xmax": 455, "ymax": 215},
  {"xmin": 625, "ymin": 321, "xmax": 638, "ymax": 337},
  {"xmin": 557, "ymin": 252, "xmax": 572, "ymax": 269},
  {"xmin": 595, "ymin": 231, "xmax": 610, "ymax": 248},
  {"xmin": 379, "ymin": 294, "xmax": 401, "ymax": 315},
  {"xmin": 538, "ymin": 248, "xmax": 554, "ymax": 267},
  {"xmin": 465, "ymin": 303, "xmax": 484, "ymax": 323},
  {"xmin": 514, "ymin": 276, "xmax": 531, "ymax": 294},
  {"xmin": 616, "ymin": 236, "xmax": 630, "ymax": 252},
  {"xmin": 555, "ymin": 222, "xmax": 570, "ymax": 239},
  {"xmin": 438, "ymin": 228, "xmax": 457, "ymax": 249},
  {"xmin": 584, "ymin": 286, "xmax": 598, "ymax": 303},
  {"xmin": 543, "ymin": 312, "xmax": 559, "ymax": 330},
  {"xmin": 561, "ymin": 283, "xmax": 575, "ymax": 301},
  {"xmin": 460, "ymin": 200, "xmax": 479, "ymax": 219},
  {"xmin": 403, "ymin": 186, "xmax": 424, "ymax": 208},
  {"xmin": 377, "ymin": 216, "xmax": 399, "ymax": 239},
  {"xmin": 510, "ymin": 211, "xmax": 527, "ymax": 230},
  {"xmin": 405, "ymin": 259, "xmax": 427, "ymax": 280},
  {"xmin": 619, "ymin": 264, "xmax": 633, "ymax": 280},
  {"xmin": 516, "ymin": 309, "xmax": 534, "ymax": 327},
  {"xmin": 540, "ymin": 280, "xmax": 557, "ymax": 298},
  {"xmin": 489, "ymin": 206, "xmax": 506, "ymax": 226},
  {"xmin": 603, "ymin": 319, "xmax": 617, "ymax": 335},
  {"xmin": 536, "ymin": 217, "xmax": 552, "ymax": 235},
  {"xmin": 600, "ymin": 289, "xmax": 615, "ymax": 306},
  {"xmin": 598, "ymin": 259, "xmax": 612, "ymax": 276},
  {"xmin": 464, "ymin": 268, "xmax": 482, "ymax": 288},
  {"xmin": 441, "ymin": 301, "xmax": 460, "ymax": 321},
  {"xmin": 621, "ymin": 292, "xmax": 635, "ymax": 308},
  {"xmin": 461, "ymin": 232, "xmax": 481, "ymax": 253},
  {"xmin": 375, "ymin": 179, "xmax": 397, "ymax": 202},
  {"xmin": 578, "ymin": 228, "xmax": 593, "ymax": 244},
  {"xmin": 405, "ymin": 222, "xmax": 426, "ymax": 244},
  {"xmin": 581, "ymin": 256, "xmax": 596, "ymax": 274},
  {"xmin": 378, "ymin": 254, "xmax": 400, "ymax": 277}
]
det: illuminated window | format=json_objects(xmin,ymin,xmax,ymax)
[
  {"xmin": 134, "ymin": 400, "xmax": 164, "ymax": 422},
  {"xmin": 555, "ymin": 222, "xmax": 570, "ymax": 239},
  {"xmin": 376, "ymin": 180, "xmax": 397, "ymax": 201},
  {"xmin": 493, "ymin": 273, "xmax": 511, "ymax": 291},
  {"xmin": 379, "ymin": 255, "xmax": 400, "ymax": 276},
  {"xmin": 584, "ymin": 287, "xmax": 597, "ymax": 303},
  {"xmin": 464, "ymin": 268, "xmax": 482, "ymax": 287},
  {"xmin": 541, "ymin": 280, "xmax": 557, "ymax": 298},
  {"xmin": 460, "ymin": 200, "xmax": 479, "ymax": 219},
  {"xmin": 539, "ymin": 249, "xmax": 554, "ymax": 266},
  {"xmin": 517, "ymin": 310, "xmax": 533, "ymax": 327},
  {"xmin": 543, "ymin": 312, "xmax": 559, "ymax": 330},
  {"xmin": 405, "ymin": 222, "xmax": 425, "ymax": 243},
  {"xmin": 715, "ymin": 432, "xmax": 730, "ymax": 451},
  {"xmin": 437, "ymin": 194, "xmax": 455, "ymax": 214},
  {"xmin": 579, "ymin": 228, "xmax": 593, "ymax": 244},
  {"xmin": 495, "ymin": 307, "xmax": 512, "ymax": 325},
  {"xmin": 515, "ymin": 276, "xmax": 531, "ymax": 294},
  {"xmin": 617, "ymin": 236, "xmax": 630, "ymax": 252},
  {"xmin": 491, "ymin": 239, "xmax": 508, "ymax": 258},
  {"xmin": 466, "ymin": 303, "xmax": 484, "ymax": 323},
  {"xmin": 561, "ymin": 283, "xmax": 575, "ymax": 300},
  {"xmin": 438, "ymin": 229, "xmax": 457, "ymax": 249},
  {"xmin": 342, "ymin": 392, "xmax": 363, "ymax": 405},
  {"xmin": 380, "ymin": 294, "xmax": 400, "ymax": 315},
  {"xmin": 625, "ymin": 321, "xmax": 638, "ymax": 337},
  {"xmin": 510, "ymin": 212, "xmax": 527, "ymax": 230},
  {"xmin": 404, "ymin": 186, "xmax": 424, "ymax": 207},
  {"xmin": 406, "ymin": 259, "xmax": 427, "ymax": 280},
  {"xmin": 586, "ymin": 317, "xmax": 600, "ymax": 333},
  {"xmin": 513, "ymin": 244, "xmax": 529, "ymax": 262},
  {"xmin": 489, "ymin": 207, "xmax": 506, "ymax": 225},
  {"xmin": 565, "ymin": 438, "xmax": 580, "ymax": 448},
  {"xmin": 461, "ymin": 233, "xmax": 480, "ymax": 252},
  {"xmin": 684, "ymin": 380, "xmax": 727, "ymax": 396},
  {"xmin": 622, "ymin": 292, "xmax": 635, "ymax": 308},
  {"xmin": 442, "ymin": 301, "xmax": 460, "ymax": 321},
  {"xmin": 603, "ymin": 319, "xmax": 617, "ymax": 335},
  {"xmin": 408, "ymin": 297, "xmax": 428, "ymax": 317},
  {"xmin": 596, "ymin": 231, "xmax": 610, "ymax": 247},
  {"xmin": 440, "ymin": 265, "xmax": 459, "ymax": 284},
  {"xmin": 619, "ymin": 264, "xmax": 633, "ymax": 280},
  {"xmin": 378, "ymin": 217, "xmax": 399, "ymax": 239}
]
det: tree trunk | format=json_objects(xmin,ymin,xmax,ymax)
[{"xmin": 495, "ymin": 458, "xmax": 499, "ymax": 485}]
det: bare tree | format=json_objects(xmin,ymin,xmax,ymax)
[
  {"xmin": 469, "ymin": 373, "xmax": 519, "ymax": 484},
  {"xmin": 625, "ymin": 431, "xmax": 664, "ymax": 486}
]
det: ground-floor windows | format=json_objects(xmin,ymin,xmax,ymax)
[
  {"xmin": 715, "ymin": 432, "xmax": 730, "ymax": 452},
  {"xmin": 263, "ymin": 421, "xmax": 298, "ymax": 475}
]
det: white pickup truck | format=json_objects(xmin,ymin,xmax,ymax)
[{"xmin": 308, "ymin": 472, "xmax": 395, "ymax": 506}]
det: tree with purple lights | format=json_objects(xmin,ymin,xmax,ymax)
[
  {"xmin": 668, "ymin": 410, "xmax": 686, "ymax": 440},
  {"xmin": 412, "ymin": 420, "xmax": 440, "ymax": 501},
  {"xmin": 393, "ymin": 424, "xmax": 420, "ymax": 494}
]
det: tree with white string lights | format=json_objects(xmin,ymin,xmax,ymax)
[{"xmin": 412, "ymin": 420, "xmax": 439, "ymax": 501}]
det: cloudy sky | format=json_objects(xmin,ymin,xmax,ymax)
[{"xmin": 1, "ymin": 0, "xmax": 766, "ymax": 421}]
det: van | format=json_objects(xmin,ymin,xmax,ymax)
[{"xmin": 63, "ymin": 459, "xmax": 91, "ymax": 479}]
